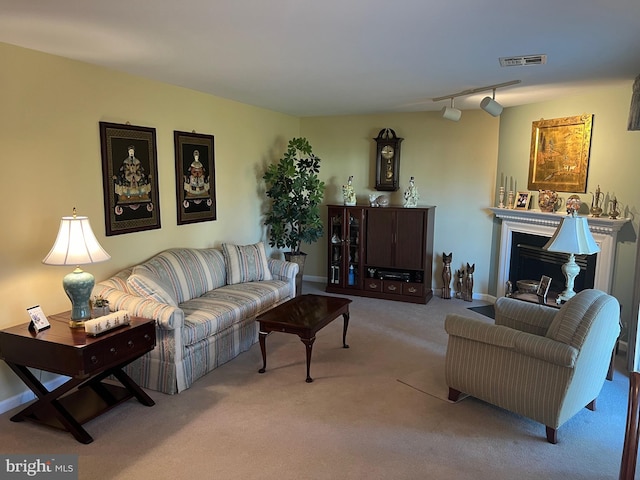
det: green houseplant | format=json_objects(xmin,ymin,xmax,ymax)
[{"xmin": 263, "ymin": 137, "xmax": 325, "ymax": 293}]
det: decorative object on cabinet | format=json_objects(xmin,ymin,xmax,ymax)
[
  {"xmin": 91, "ymin": 295, "xmax": 110, "ymax": 319},
  {"xmin": 538, "ymin": 189, "xmax": 560, "ymax": 212},
  {"xmin": 263, "ymin": 137, "xmax": 325, "ymax": 295},
  {"xmin": 42, "ymin": 209, "xmax": 111, "ymax": 328},
  {"xmin": 326, "ymin": 205, "xmax": 435, "ymax": 304},
  {"xmin": 590, "ymin": 185, "xmax": 604, "ymax": 217},
  {"xmin": 609, "ymin": 197, "xmax": 620, "ymax": 219},
  {"xmin": 373, "ymin": 128, "xmax": 403, "ymax": 191},
  {"xmin": 342, "ymin": 175, "xmax": 356, "ymax": 205},
  {"xmin": 514, "ymin": 192, "xmax": 530, "ymax": 210},
  {"xmin": 441, "ymin": 253, "xmax": 452, "ymax": 299},
  {"xmin": 543, "ymin": 211, "xmax": 600, "ymax": 304},
  {"xmin": 174, "ymin": 130, "xmax": 216, "ymax": 225},
  {"xmin": 527, "ymin": 114, "xmax": 593, "ymax": 193},
  {"xmin": 403, "ymin": 176, "xmax": 419, "ymax": 208},
  {"xmin": 99, "ymin": 121, "xmax": 161, "ymax": 236}
]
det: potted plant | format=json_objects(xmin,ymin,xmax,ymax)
[{"xmin": 263, "ymin": 137, "xmax": 325, "ymax": 294}]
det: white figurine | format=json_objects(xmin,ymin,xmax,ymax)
[
  {"xmin": 342, "ymin": 175, "xmax": 356, "ymax": 206},
  {"xmin": 403, "ymin": 176, "xmax": 419, "ymax": 208}
]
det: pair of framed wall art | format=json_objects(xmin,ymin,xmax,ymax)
[{"xmin": 99, "ymin": 122, "xmax": 216, "ymax": 236}]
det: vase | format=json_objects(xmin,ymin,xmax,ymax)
[
  {"xmin": 538, "ymin": 190, "xmax": 559, "ymax": 212},
  {"xmin": 284, "ymin": 252, "xmax": 306, "ymax": 297}
]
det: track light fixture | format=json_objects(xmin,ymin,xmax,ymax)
[
  {"xmin": 480, "ymin": 88, "xmax": 503, "ymax": 116},
  {"xmin": 433, "ymin": 80, "xmax": 521, "ymax": 120},
  {"xmin": 441, "ymin": 98, "xmax": 461, "ymax": 122}
]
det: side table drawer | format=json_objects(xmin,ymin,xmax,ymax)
[
  {"xmin": 364, "ymin": 278, "xmax": 382, "ymax": 292},
  {"xmin": 81, "ymin": 321, "xmax": 156, "ymax": 375},
  {"xmin": 402, "ymin": 283, "xmax": 424, "ymax": 297},
  {"xmin": 383, "ymin": 280, "xmax": 403, "ymax": 295}
]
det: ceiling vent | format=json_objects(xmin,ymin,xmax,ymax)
[{"xmin": 499, "ymin": 55, "xmax": 547, "ymax": 67}]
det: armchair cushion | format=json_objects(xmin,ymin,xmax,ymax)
[
  {"xmin": 222, "ymin": 242, "xmax": 272, "ymax": 285},
  {"xmin": 494, "ymin": 296, "xmax": 557, "ymax": 336},
  {"xmin": 127, "ymin": 265, "xmax": 179, "ymax": 307}
]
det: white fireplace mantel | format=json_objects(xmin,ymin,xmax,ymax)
[{"xmin": 490, "ymin": 208, "xmax": 630, "ymax": 296}]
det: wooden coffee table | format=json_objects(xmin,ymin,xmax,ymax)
[{"xmin": 257, "ymin": 294, "xmax": 352, "ymax": 383}]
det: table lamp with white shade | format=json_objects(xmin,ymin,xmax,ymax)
[
  {"xmin": 543, "ymin": 211, "xmax": 600, "ymax": 304},
  {"xmin": 42, "ymin": 209, "xmax": 111, "ymax": 327}
]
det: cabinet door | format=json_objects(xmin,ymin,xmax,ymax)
[
  {"xmin": 395, "ymin": 209, "xmax": 425, "ymax": 270},
  {"xmin": 365, "ymin": 209, "xmax": 394, "ymax": 267}
]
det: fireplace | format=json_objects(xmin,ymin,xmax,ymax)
[{"xmin": 491, "ymin": 208, "xmax": 628, "ymax": 297}]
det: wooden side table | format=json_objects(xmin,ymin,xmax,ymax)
[{"xmin": 0, "ymin": 312, "xmax": 156, "ymax": 444}]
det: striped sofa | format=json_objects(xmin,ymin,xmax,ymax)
[
  {"xmin": 444, "ymin": 289, "xmax": 620, "ymax": 443},
  {"xmin": 92, "ymin": 245, "xmax": 298, "ymax": 394}
]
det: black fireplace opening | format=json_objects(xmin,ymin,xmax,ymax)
[{"xmin": 509, "ymin": 232, "xmax": 596, "ymax": 295}]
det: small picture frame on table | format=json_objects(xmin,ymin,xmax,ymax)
[
  {"xmin": 514, "ymin": 191, "xmax": 531, "ymax": 210},
  {"xmin": 27, "ymin": 305, "xmax": 50, "ymax": 333},
  {"xmin": 537, "ymin": 275, "xmax": 552, "ymax": 303}
]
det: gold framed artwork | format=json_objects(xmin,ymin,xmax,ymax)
[
  {"xmin": 527, "ymin": 114, "xmax": 593, "ymax": 193},
  {"xmin": 514, "ymin": 191, "xmax": 530, "ymax": 210}
]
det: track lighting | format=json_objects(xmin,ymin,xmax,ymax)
[
  {"xmin": 432, "ymin": 80, "xmax": 520, "ymax": 120},
  {"xmin": 480, "ymin": 88, "xmax": 503, "ymax": 116},
  {"xmin": 441, "ymin": 98, "xmax": 461, "ymax": 122}
]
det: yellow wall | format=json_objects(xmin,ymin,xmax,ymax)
[{"xmin": 0, "ymin": 43, "xmax": 299, "ymax": 400}]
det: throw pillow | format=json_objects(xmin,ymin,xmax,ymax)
[
  {"xmin": 127, "ymin": 266, "xmax": 179, "ymax": 307},
  {"xmin": 222, "ymin": 242, "xmax": 273, "ymax": 285}
]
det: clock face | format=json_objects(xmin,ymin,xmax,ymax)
[{"xmin": 381, "ymin": 145, "xmax": 394, "ymax": 160}]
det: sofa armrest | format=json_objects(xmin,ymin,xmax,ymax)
[
  {"xmin": 268, "ymin": 258, "xmax": 299, "ymax": 296},
  {"xmin": 494, "ymin": 297, "xmax": 557, "ymax": 336},
  {"xmin": 445, "ymin": 314, "xmax": 577, "ymax": 368},
  {"xmin": 92, "ymin": 285, "xmax": 184, "ymax": 330}
]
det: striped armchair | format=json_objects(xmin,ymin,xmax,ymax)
[{"xmin": 444, "ymin": 289, "xmax": 620, "ymax": 443}]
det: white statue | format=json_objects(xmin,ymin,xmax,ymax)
[
  {"xmin": 403, "ymin": 176, "xmax": 419, "ymax": 208},
  {"xmin": 342, "ymin": 175, "xmax": 356, "ymax": 206}
]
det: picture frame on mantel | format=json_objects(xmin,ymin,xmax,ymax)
[
  {"xmin": 99, "ymin": 121, "xmax": 161, "ymax": 236},
  {"xmin": 174, "ymin": 130, "xmax": 217, "ymax": 225},
  {"xmin": 527, "ymin": 114, "xmax": 593, "ymax": 193}
]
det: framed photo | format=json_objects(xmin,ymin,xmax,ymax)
[
  {"xmin": 27, "ymin": 305, "xmax": 50, "ymax": 333},
  {"xmin": 99, "ymin": 122, "xmax": 161, "ymax": 236},
  {"xmin": 537, "ymin": 275, "xmax": 552, "ymax": 300},
  {"xmin": 514, "ymin": 191, "xmax": 530, "ymax": 210},
  {"xmin": 174, "ymin": 131, "xmax": 217, "ymax": 225},
  {"xmin": 527, "ymin": 114, "xmax": 593, "ymax": 193}
]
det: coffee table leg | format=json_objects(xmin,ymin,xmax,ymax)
[
  {"xmin": 258, "ymin": 331, "xmax": 268, "ymax": 374},
  {"xmin": 342, "ymin": 312, "xmax": 350, "ymax": 349},
  {"xmin": 301, "ymin": 336, "xmax": 316, "ymax": 383}
]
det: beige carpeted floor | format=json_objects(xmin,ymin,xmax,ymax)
[{"xmin": 0, "ymin": 282, "xmax": 630, "ymax": 479}]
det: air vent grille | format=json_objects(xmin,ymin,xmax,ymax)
[{"xmin": 499, "ymin": 55, "xmax": 547, "ymax": 67}]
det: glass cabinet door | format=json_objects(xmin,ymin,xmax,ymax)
[{"xmin": 327, "ymin": 206, "xmax": 363, "ymax": 289}]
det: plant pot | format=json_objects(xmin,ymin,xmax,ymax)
[{"xmin": 284, "ymin": 252, "xmax": 306, "ymax": 297}]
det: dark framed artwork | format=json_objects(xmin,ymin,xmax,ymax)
[
  {"xmin": 174, "ymin": 130, "xmax": 216, "ymax": 225},
  {"xmin": 99, "ymin": 122, "xmax": 161, "ymax": 236},
  {"xmin": 527, "ymin": 114, "xmax": 593, "ymax": 193}
]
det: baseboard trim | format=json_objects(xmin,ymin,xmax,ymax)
[{"xmin": 0, "ymin": 375, "xmax": 68, "ymax": 415}]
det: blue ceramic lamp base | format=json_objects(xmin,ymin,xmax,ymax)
[{"xmin": 63, "ymin": 267, "xmax": 95, "ymax": 328}]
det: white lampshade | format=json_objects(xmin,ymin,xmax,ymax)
[
  {"xmin": 480, "ymin": 97, "xmax": 503, "ymax": 117},
  {"xmin": 42, "ymin": 213, "xmax": 110, "ymax": 266},
  {"xmin": 543, "ymin": 213, "xmax": 600, "ymax": 255}
]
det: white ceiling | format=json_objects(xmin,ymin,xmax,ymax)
[{"xmin": 2, "ymin": 0, "xmax": 640, "ymax": 117}]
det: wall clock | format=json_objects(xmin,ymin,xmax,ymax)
[{"xmin": 374, "ymin": 128, "xmax": 403, "ymax": 191}]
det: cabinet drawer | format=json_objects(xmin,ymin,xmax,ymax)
[
  {"xmin": 383, "ymin": 280, "xmax": 403, "ymax": 295},
  {"xmin": 402, "ymin": 283, "xmax": 424, "ymax": 297},
  {"xmin": 364, "ymin": 278, "xmax": 382, "ymax": 292}
]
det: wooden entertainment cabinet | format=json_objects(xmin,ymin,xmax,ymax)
[{"xmin": 326, "ymin": 205, "xmax": 435, "ymax": 304}]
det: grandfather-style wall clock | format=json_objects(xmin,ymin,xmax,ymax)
[{"xmin": 374, "ymin": 128, "xmax": 403, "ymax": 191}]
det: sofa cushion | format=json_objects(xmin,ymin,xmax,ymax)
[
  {"xmin": 127, "ymin": 266, "xmax": 179, "ymax": 307},
  {"xmin": 222, "ymin": 242, "xmax": 272, "ymax": 285}
]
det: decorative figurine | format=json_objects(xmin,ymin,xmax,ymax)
[
  {"xmin": 609, "ymin": 197, "xmax": 620, "ymax": 219},
  {"xmin": 403, "ymin": 176, "xmax": 419, "ymax": 208},
  {"xmin": 455, "ymin": 269, "xmax": 464, "ymax": 299},
  {"xmin": 463, "ymin": 263, "xmax": 475, "ymax": 302},
  {"xmin": 590, "ymin": 185, "xmax": 604, "ymax": 217},
  {"xmin": 442, "ymin": 252, "xmax": 452, "ymax": 299},
  {"xmin": 342, "ymin": 176, "xmax": 356, "ymax": 206}
]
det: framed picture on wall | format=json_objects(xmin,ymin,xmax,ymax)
[
  {"xmin": 527, "ymin": 114, "xmax": 593, "ymax": 193},
  {"xmin": 174, "ymin": 130, "xmax": 216, "ymax": 225},
  {"xmin": 99, "ymin": 122, "xmax": 161, "ymax": 236}
]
